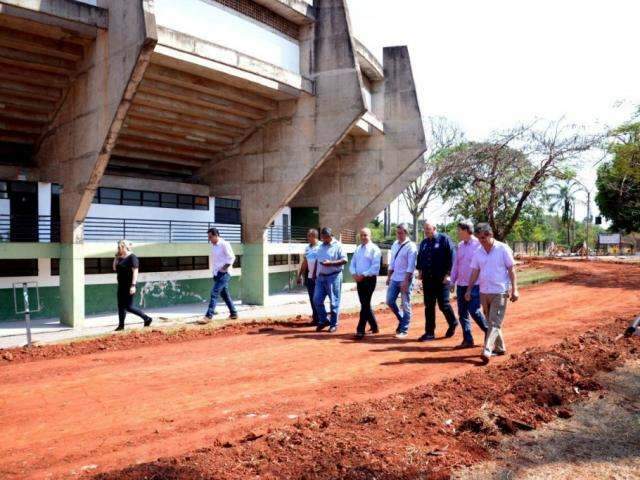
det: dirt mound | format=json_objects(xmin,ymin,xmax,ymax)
[{"xmin": 93, "ymin": 317, "xmax": 639, "ymax": 480}]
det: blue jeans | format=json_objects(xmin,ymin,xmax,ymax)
[
  {"xmin": 313, "ymin": 273, "xmax": 342, "ymax": 327},
  {"xmin": 205, "ymin": 272, "xmax": 237, "ymax": 318},
  {"xmin": 305, "ymin": 277, "xmax": 319, "ymax": 323},
  {"xmin": 386, "ymin": 279, "xmax": 413, "ymax": 333},
  {"xmin": 456, "ymin": 285, "xmax": 488, "ymax": 343}
]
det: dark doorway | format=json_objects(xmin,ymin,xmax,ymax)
[
  {"xmin": 51, "ymin": 184, "xmax": 60, "ymax": 242},
  {"xmin": 9, "ymin": 181, "xmax": 38, "ymax": 242}
]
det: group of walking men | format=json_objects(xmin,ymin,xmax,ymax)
[
  {"xmin": 297, "ymin": 220, "xmax": 520, "ymax": 364},
  {"xmin": 200, "ymin": 220, "xmax": 520, "ymax": 364}
]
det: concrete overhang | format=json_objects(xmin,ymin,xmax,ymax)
[
  {"xmin": 155, "ymin": 26, "xmax": 314, "ymax": 99},
  {"xmin": 351, "ymin": 111, "xmax": 384, "ymax": 137},
  {"xmin": 251, "ymin": 0, "xmax": 315, "ymax": 24},
  {"xmin": 0, "ymin": 0, "xmax": 108, "ymax": 38},
  {"xmin": 354, "ymin": 37, "xmax": 383, "ymax": 83}
]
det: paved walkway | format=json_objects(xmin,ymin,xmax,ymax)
[{"xmin": 0, "ymin": 279, "xmax": 390, "ymax": 349}]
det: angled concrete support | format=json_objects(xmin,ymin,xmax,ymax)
[
  {"xmin": 35, "ymin": 0, "xmax": 157, "ymax": 326},
  {"xmin": 293, "ymin": 46, "xmax": 426, "ymax": 236},
  {"xmin": 202, "ymin": 0, "xmax": 365, "ymax": 305}
]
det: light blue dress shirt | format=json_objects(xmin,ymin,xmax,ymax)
[
  {"xmin": 316, "ymin": 239, "xmax": 347, "ymax": 275},
  {"xmin": 349, "ymin": 242, "xmax": 382, "ymax": 277}
]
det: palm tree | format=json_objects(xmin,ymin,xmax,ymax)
[{"xmin": 548, "ymin": 180, "xmax": 580, "ymax": 246}]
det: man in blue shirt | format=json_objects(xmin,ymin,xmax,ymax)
[
  {"xmin": 350, "ymin": 227, "xmax": 382, "ymax": 339},
  {"xmin": 313, "ymin": 227, "xmax": 348, "ymax": 333},
  {"xmin": 416, "ymin": 222, "xmax": 458, "ymax": 341}
]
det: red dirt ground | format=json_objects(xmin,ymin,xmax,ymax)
[{"xmin": 0, "ymin": 260, "xmax": 638, "ymax": 479}]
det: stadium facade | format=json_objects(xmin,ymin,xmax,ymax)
[{"xmin": 0, "ymin": 0, "xmax": 426, "ymax": 326}]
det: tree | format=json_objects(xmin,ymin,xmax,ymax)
[
  {"xmin": 596, "ymin": 120, "xmax": 640, "ymax": 233},
  {"xmin": 547, "ymin": 180, "xmax": 581, "ymax": 246},
  {"xmin": 438, "ymin": 120, "xmax": 601, "ymax": 241},
  {"xmin": 402, "ymin": 117, "xmax": 466, "ymax": 241}
]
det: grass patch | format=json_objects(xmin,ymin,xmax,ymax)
[{"xmin": 517, "ymin": 267, "xmax": 563, "ymax": 286}]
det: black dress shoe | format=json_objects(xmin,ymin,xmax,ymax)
[
  {"xmin": 355, "ymin": 332, "xmax": 365, "ymax": 339},
  {"xmin": 457, "ymin": 340, "xmax": 474, "ymax": 349},
  {"xmin": 229, "ymin": 313, "xmax": 238, "ymax": 320},
  {"xmin": 369, "ymin": 328, "xmax": 379, "ymax": 334},
  {"xmin": 445, "ymin": 325, "xmax": 457, "ymax": 338},
  {"xmin": 316, "ymin": 323, "xmax": 328, "ymax": 332},
  {"xmin": 143, "ymin": 317, "xmax": 153, "ymax": 327},
  {"xmin": 114, "ymin": 325, "xmax": 124, "ymax": 332},
  {"xmin": 492, "ymin": 350, "xmax": 506, "ymax": 356}
]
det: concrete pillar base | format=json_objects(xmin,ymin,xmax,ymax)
[
  {"xmin": 241, "ymin": 243, "xmax": 268, "ymax": 306},
  {"xmin": 59, "ymin": 244, "xmax": 85, "ymax": 328}
]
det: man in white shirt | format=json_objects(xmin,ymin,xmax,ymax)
[
  {"xmin": 313, "ymin": 227, "xmax": 348, "ymax": 333},
  {"xmin": 296, "ymin": 229, "xmax": 321, "ymax": 325},
  {"xmin": 465, "ymin": 223, "xmax": 519, "ymax": 364},
  {"xmin": 350, "ymin": 227, "xmax": 382, "ymax": 339},
  {"xmin": 386, "ymin": 223, "xmax": 418, "ymax": 338},
  {"xmin": 199, "ymin": 227, "xmax": 238, "ymax": 324}
]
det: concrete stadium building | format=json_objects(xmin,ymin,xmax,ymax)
[{"xmin": 0, "ymin": 0, "xmax": 426, "ymax": 326}]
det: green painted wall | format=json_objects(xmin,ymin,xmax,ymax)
[{"xmin": 0, "ymin": 277, "xmax": 242, "ymax": 321}]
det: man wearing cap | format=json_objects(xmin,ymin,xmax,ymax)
[
  {"xmin": 199, "ymin": 227, "xmax": 238, "ymax": 324},
  {"xmin": 350, "ymin": 227, "xmax": 382, "ymax": 339},
  {"xmin": 416, "ymin": 221, "xmax": 458, "ymax": 341},
  {"xmin": 451, "ymin": 220, "xmax": 488, "ymax": 347},
  {"xmin": 386, "ymin": 223, "xmax": 418, "ymax": 338},
  {"xmin": 465, "ymin": 223, "xmax": 519, "ymax": 364},
  {"xmin": 314, "ymin": 227, "xmax": 348, "ymax": 333}
]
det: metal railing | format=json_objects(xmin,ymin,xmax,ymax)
[
  {"xmin": 264, "ymin": 225, "xmax": 358, "ymax": 244},
  {"xmin": 0, "ymin": 215, "xmax": 58, "ymax": 243},
  {"xmin": 265, "ymin": 225, "xmax": 310, "ymax": 243},
  {"xmin": 0, "ymin": 215, "xmax": 242, "ymax": 243},
  {"xmin": 83, "ymin": 218, "xmax": 242, "ymax": 243}
]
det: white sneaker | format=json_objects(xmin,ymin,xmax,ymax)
[
  {"xmin": 197, "ymin": 317, "xmax": 212, "ymax": 325},
  {"xmin": 395, "ymin": 331, "xmax": 408, "ymax": 339}
]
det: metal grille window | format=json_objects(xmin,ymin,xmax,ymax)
[
  {"xmin": 0, "ymin": 259, "xmax": 38, "ymax": 277},
  {"xmin": 213, "ymin": 0, "xmax": 300, "ymax": 39},
  {"xmin": 291, "ymin": 254, "xmax": 301, "ymax": 264},
  {"xmin": 92, "ymin": 187, "xmax": 209, "ymax": 211}
]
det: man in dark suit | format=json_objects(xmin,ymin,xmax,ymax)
[{"xmin": 416, "ymin": 221, "xmax": 458, "ymax": 341}]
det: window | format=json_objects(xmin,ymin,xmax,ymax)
[
  {"xmin": 291, "ymin": 254, "xmax": 301, "ymax": 264},
  {"xmin": 160, "ymin": 193, "xmax": 177, "ymax": 209},
  {"xmin": 233, "ymin": 255, "xmax": 242, "ymax": 268},
  {"xmin": 269, "ymin": 254, "xmax": 289, "ymax": 266},
  {"xmin": 0, "ymin": 181, "xmax": 7, "ymax": 199},
  {"xmin": 178, "ymin": 194, "xmax": 194, "ymax": 210},
  {"xmin": 92, "ymin": 187, "xmax": 209, "ymax": 211},
  {"xmin": 52, "ymin": 256, "xmax": 211, "ymax": 275},
  {"xmin": 142, "ymin": 191, "xmax": 160, "ymax": 207},
  {"xmin": 0, "ymin": 259, "xmax": 38, "ymax": 277},
  {"xmin": 215, "ymin": 197, "xmax": 241, "ymax": 224},
  {"xmin": 98, "ymin": 188, "xmax": 121, "ymax": 205},
  {"xmin": 122, "ymin": 190, "xmax": 142, "ymax": 206}
]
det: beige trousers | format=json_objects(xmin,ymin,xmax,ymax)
[{"xmin": 480, "ymin": 293, "xmax": 509, "ymax": 357}]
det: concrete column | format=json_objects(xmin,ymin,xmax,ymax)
[
  {"xmin": 35, "ymin": 0, "xmax": 157, "ymax": 326},
  {"xmin": 241, "ymin": 242, "xmax": 268, "ymax": 306},
  {"xmin": 292, "ymin": 46, "xmax": 427, "ymax": 236},
  {"xmin": 59, "ymin": 242, "xmax": 85, "ymax": 328},
  {"xmin": 202, "ymin": 0, "xmax": 366, "ymax": 304}
]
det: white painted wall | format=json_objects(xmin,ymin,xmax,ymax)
[
  {"xmin": 155, "ymin": 0, "xmax": 301, "ymax": 73},
  {"xmin": 87, "ymin": 200, "xmax": 216, "ymax": 223}
]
